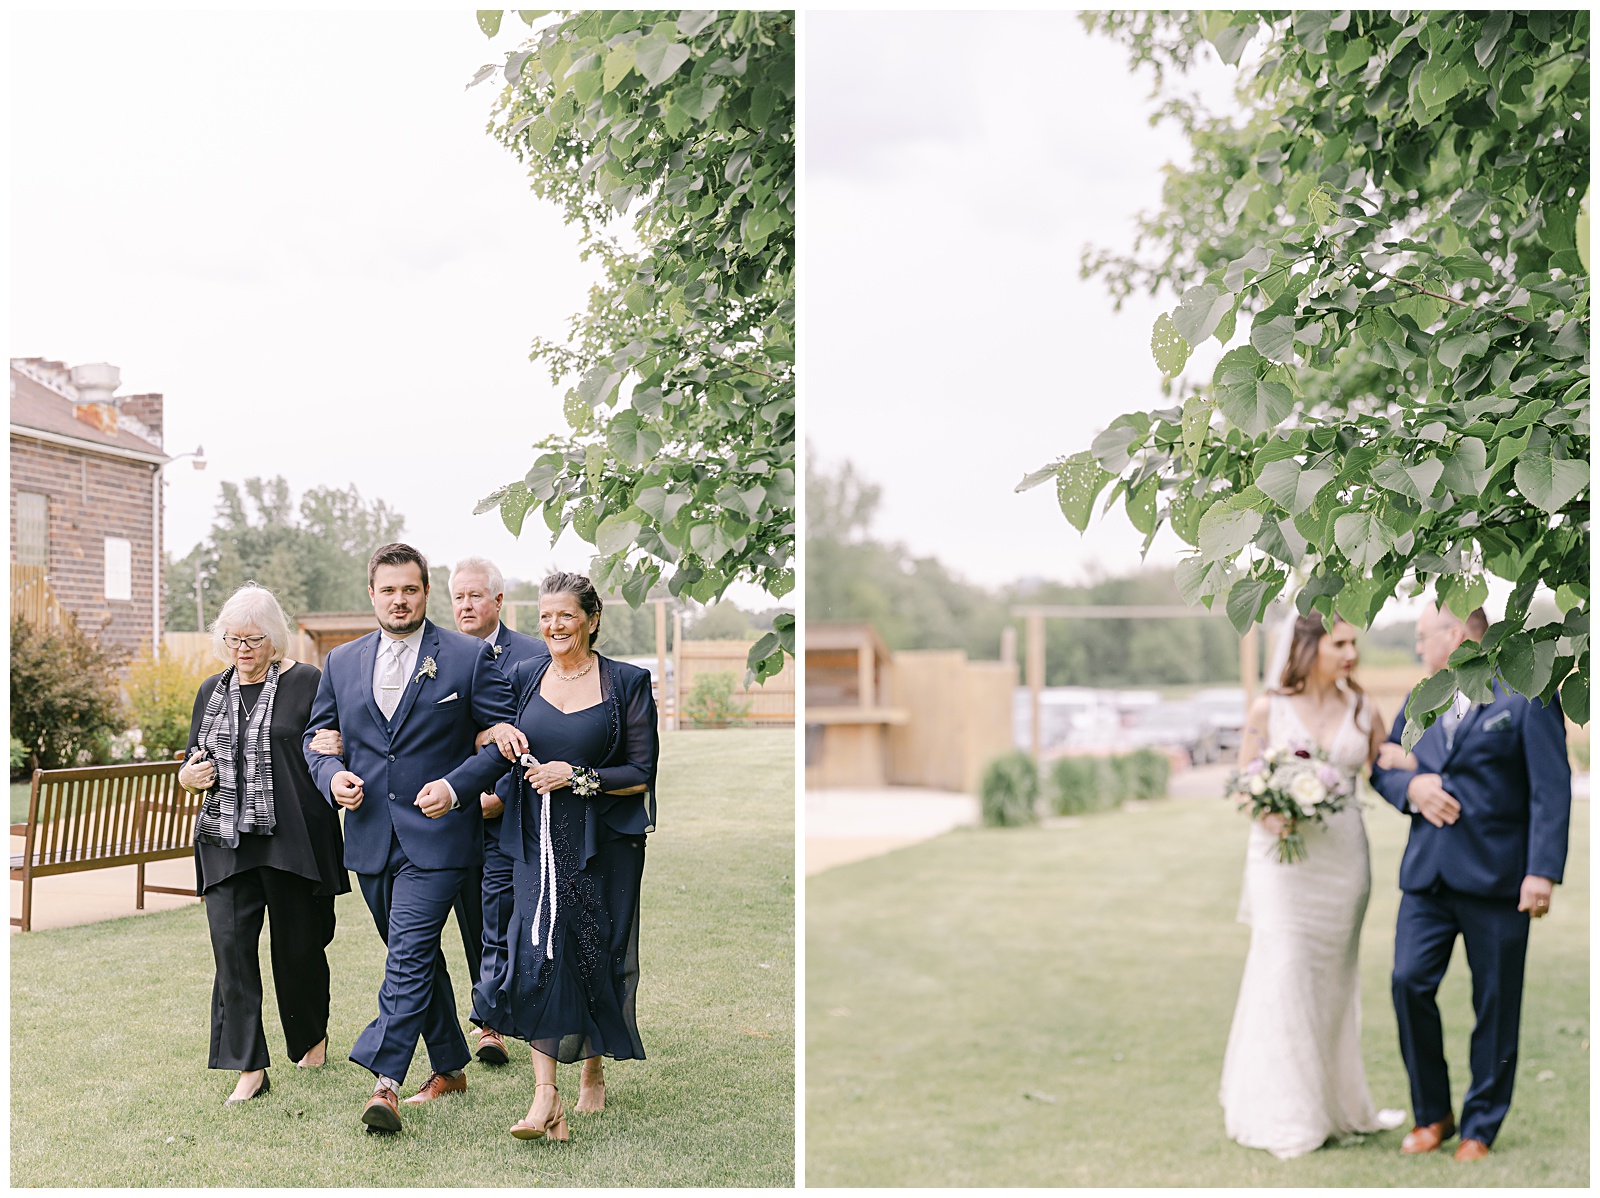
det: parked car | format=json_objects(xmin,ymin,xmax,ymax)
[
  {"xmin": 1121, "ymin": 701, "xmax": 1220, "ymax": 765},
  {"xmin": 1193, "ymin": 687, "xmax": 1248, "ymax": 755}
]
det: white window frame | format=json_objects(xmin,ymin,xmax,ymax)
[{"xmin": 104, "ymin": 536, "xmax": 133, "ymax": 602}]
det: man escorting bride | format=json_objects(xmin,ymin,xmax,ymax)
[{"xmin": 1220, "ymin": 604, "xmax": 1571, "ymax": 1164}]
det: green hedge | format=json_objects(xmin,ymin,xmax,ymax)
[
  {"xmin": 1048, "ymin": 749, "xmax": 1170, "ymax": 815},
  {"xmin": 979, "ymin": 752, "xmax": 1039, "ymax": 827}
]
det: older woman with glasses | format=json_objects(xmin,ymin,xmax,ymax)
[{"xmin": 179, "ymin": 583, "xmax": 349, "ymax": 1104}]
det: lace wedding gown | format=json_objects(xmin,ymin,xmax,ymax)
[{"xmin": 1219, "ymin": 691, "xmax": 1403, "ymax": 1159}]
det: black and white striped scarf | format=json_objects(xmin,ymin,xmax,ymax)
[{"xmin": 194, "ymin": 662, "xmax": 280, "ymax": 847}]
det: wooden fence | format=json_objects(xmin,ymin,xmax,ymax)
[
  {"xmin": 676, "ymin": 639, "xmax": 795, "ymax": 726},
  {"xmin": 886, "ymin": 650, "xmax": 1018, "ymax": 794},
  {"xmin": 11, "ymin": 564, "xmax": 68, "ymax": 630}
]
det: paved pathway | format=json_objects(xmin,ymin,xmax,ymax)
[
  {"xmin": 10, "ymin": 833, "xmax": 199, "ymax": 934},
  {"xmin": 805, "ymin": 787, "xmax": 979, "ymax": 875}
]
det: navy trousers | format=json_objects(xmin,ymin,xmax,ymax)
[
  {"xmin": 448, "ymin": 816, "xmax": 516, "ymax": 989},
  {"xmin": 352, "ymin": 834, "xmax": 472, "ymax": 1084},
  {"xmin": 1392, "ymin": 888, "xmax": 1531, "ymax": 1146},
  {"xmin": 476, "ymin": 816, "xmax": 517, "ymax": 1005},
  {"xmin": 450, "ymin": 862, "xmax": 485, "ymax": 986}
]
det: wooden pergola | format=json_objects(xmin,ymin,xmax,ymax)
[{"xmin": 1012, "ymin": 604, "xmax": 1260, "ymax": 767}]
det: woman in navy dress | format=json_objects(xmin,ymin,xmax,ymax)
[{"xmin": 471, "ymin": 571, "xmax": 658, "ymax": 1142}]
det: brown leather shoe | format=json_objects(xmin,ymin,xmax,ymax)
[
  {"xmin": 1454, "ymin": 1138, "xmax": 1490, "ymax": 1161},
  {"xmin": 362, "ymin": 1087, "xmax": 401, "ymax": 1134},
  {"xmin": 1400, "ymin": 1117, "xmax": 1457, "ymax": 1154},
  {"xmin": 476, "ymin": 1027, "xmax": 510, "ymax": 1066},
  {"xmin": 402, "ymin": 1070, "xmax": 467, "ymax": 1105}
]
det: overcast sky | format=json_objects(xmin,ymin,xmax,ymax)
[
  {"xmin": 806, "ymin": 11, "xmax": 1240, "ymax": 590},
  {"xmin": 11, "ymin": 10, "xmax": 768, "ymax": 607},
  {"xmin": 804, "ymin": 12, "xmax": 1514, "ymax": 627}
]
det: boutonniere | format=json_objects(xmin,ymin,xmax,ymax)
[
  {"xmin": 492, "ymin": 644, "xmax": 503, "ymax": 659},
  {"xmin": 415, "ymin": 656, "xmax": 437, "ymax": 683}
]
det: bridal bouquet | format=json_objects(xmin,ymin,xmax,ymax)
[{"xmin": 1226, "ymin": 743, "xmax": 1354, "ymax": 864}]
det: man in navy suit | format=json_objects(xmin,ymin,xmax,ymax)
[
  {"xmin": 445, "ymin": 555, "xmax": 547, "ymax": 1066},
  {"xmin": 303, "ymin": 543, "xmax": 523, "ymax": 1132},
  {"xmin": 1372, "ymin": 603, "xmax": 1571, "ymax": 1162}
]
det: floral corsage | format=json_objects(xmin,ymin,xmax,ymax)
[
  {"xmin": 569, "ymin": 766, "xmax": 600, "ymax": 797},
  {"xmin": 415, "ymin": 656, "xmax": 438, "ymax": 683}
]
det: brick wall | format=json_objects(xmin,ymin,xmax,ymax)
[{"xmin": 10, "ymin": 435, "xmax": 162, "ymax": 662}]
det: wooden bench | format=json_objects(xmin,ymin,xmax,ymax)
[{"xmin": 10, "ymin": 760, "xmax": 202, "ymax": 932}]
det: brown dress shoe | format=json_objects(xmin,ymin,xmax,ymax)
[
  {"xmin": 362, "ymin": 1087, "xmax": 401, "ymax": 1134},
  {"xmin": 476, "ymin": 1028, "xmax": 510, "ymax": 1066},
  {"xmin": 402, "ymin": 1070, "xmax": 467, "ymax": 1105},
  {"xmin": 1454, "ymin": 1138, "xmax": 1490, "ymax": 1161},
  {"xmin": 1400, "ymin": 1117, "xmax": 1457, "ymax": 1154}
]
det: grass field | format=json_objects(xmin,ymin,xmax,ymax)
[
  {"xmin": 12, "ymin": 729, "xmax": 795, "ymax": 1187},
  {"xmin": 12, "ymin": 781, "xmax": 31, "ymax": 825},
  {"xmin": 807, "ymin": 793, "xmax": 1589, "ymax": 1187}
]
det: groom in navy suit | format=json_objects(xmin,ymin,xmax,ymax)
[
  {"xmin": 304, "ymin": 543, "xmax": 522, "ymax": 1132},
  {"xmin": 1372, "ymin": 603, "xmax": 1570, "ymax": 1162}
]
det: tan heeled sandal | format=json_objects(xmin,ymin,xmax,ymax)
[{"xmin": 510, "ymin": 1081, "xmax": 569, "ymax": 1141}]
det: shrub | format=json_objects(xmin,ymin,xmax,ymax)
[
  {"xmin": 10, "ymin": 736, "xmax": 28, "ymax": 780},
  {"xmin": 127, "ymin": 644, "xmax": 210, "ymax": 762},
  {"xmin": 980, "ymin": 752, "xmax": 1039, "ymax": 827},
  {"xmin": 682, "ymin": 671, "xmax": 750, "ymax": 728},
  {"xmin": 10, "ymin": 615, "xmax": 126, "ymax": 771},
  {"xmin": 1125, "ymin": 748, "xmax": 1170, "ymax": 801},
  {"xmin": 1049, "ymin": 749, "xmax": 1171, "ymax": 815}
]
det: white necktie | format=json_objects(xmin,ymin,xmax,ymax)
[
  {"xmin": 379, "ymin": 642, "xmax": 406, "ymax": 720},
  {"xmin": 1440, "ymin": 691, "xmax": 1469, "ymax": 750}
]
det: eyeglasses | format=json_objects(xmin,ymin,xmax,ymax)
[{"xmin": 222, "ymin": 634, "xmax": 269, "ymax": 650}]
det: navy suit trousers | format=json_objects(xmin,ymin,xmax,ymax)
[
  {"xmin": 351, "ymin": 833, "xmax": 472, "ymax": 1083},
  {"xmin": 1393, "ymin": 888, "xmax": 1530, "ymax": 1145}
]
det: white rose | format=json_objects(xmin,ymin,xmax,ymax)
[
  {"xmin": 1249, "ymin": 775, "xmax": 1268, "ymax": 795},
  {"xmin": 1289, "ymin": 771, "xmax": 1327, "ymax": 810}
]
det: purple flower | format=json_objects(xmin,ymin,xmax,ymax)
[{"xmin": 1318, "ymin": 765, "xmax": 1341, "ymax": 788}]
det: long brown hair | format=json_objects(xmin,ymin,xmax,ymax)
[{"xmin": 1275, "ymin": 613, "xmax": 1365, "ymax": 697}]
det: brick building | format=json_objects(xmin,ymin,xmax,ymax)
[{"xmin": 10, "ymin": 358, "xmax": 169, "ymax": 660}]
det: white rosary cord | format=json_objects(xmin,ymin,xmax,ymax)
[{"xmin": 530, "ymin": 784, "xmax": 557, "ymax": 959}]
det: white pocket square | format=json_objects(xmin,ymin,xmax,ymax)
[{"xmin": 435, "ymin": 692, "xmax": 459, "ymax": 704}]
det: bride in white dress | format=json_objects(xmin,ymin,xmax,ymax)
[{"xmin": 1219, "ymin": 613, "xmax": 1406, "ymax": 1159}]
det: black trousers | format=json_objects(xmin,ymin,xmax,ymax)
[{"xmin": 205, "ymin": 866, "xmax": 337, "ymax": 1071}]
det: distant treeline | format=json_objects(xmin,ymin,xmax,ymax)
[
  {"xmin": 808, "ymin": 455, "xmax": 1243, "ymax": 687},
  {"xmin": 164, "ymin": 475, "xmax": 785, "ymax": 657}
]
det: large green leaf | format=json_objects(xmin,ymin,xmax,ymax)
[
  {"xmin": 1197, "ymin": 500, "xmax": 1262, "ymax": 563},
  {"xmin": 633, "ymin": 29, "xmax": 691, "ymax": 86},
  {"xmin": 1498, "ymin": 632, "xmax": 1558, "ymax": 700},
  {"xmin": 1438, "ymin": 436, "xmax": 1489, "ymax": 495},
  {"xmin": 1151, "ymin": 313, "xmax": 1191, "ymax": 377},
  {"xmin": 1371, "ymin": 455, "xmax": 1444, "ymax": 502},
  {"xmin": 1213, "ymin": 347, "xmax": 1294, "ymax": 436},
  {"xmin": 1249, "ymin": 314, "xmax": 1297, "ymax": 364},
  {"xmin": 1332, "ymin": 510, "xmax": 1396, "ymax": 572},
  {"xmin": 1180, "ymin": 396, "xmax": 1211, "ymax": 467},
  {"xmin": 595, "ymin": 513, "xmax": 643, "ymax": 556},
  {"xmin": 1514, "ymin": 449, "xmax": 1587, "ymax": 514},
  {"xmin": 1561, "ymin": 668, "xmax": 1589, "ymax": 724},
  {"xmin": 1056, "ymin": 452, "xmax": 1113, "ymax": 533},
  {"xmin": 1171, "ymin": 284, "xmax": 1234, "ymax": 345}
]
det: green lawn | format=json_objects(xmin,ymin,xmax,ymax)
[
  {"xmin": 12, "ymin": 781, "xmax": 31, "ymax": 825},
  {"xmin": 12, "ymin": 729, "xmax": 795, "ymax": 1187},
  {"xmin": 807, "ymin": 794, "xmax": 1589, "ymax": 1187}
]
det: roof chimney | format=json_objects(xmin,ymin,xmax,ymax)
[{"xmin": 69, "ymin": 362, "xmax": 122, "ymax": 435}]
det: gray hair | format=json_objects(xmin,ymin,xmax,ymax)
[
  {"xmin": 450, "ymin": 556, "xmax": 505, "ymax": 597},
  {"xmin": 210, "ymin": 583, "xmax": 293, "ymax": 664}
]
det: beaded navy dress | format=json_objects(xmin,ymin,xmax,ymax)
[{"xmin": 472, "ymin": 657, "xmax": 653, "ymax": 1063}]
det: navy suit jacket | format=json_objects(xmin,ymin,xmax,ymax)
[
  {"xmin": 1371, "ymin": 677, "xmax": 1570, "ymax": 898},
  {"xmin": 303, "ymin": 619, "xmax": 518, "ymax": 875},
  {"xmin": 488, "ymin": 623, "xmax": 548, "ymax": 673}
]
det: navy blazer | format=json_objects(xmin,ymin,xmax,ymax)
[
  {"xmin": 488, "ymin": 623, "xmax": 549, "ymax": 673},
  {"xmin": 1371, "ymin": 678, "xmax": 1571, "ymax": 898},
  {"xmin": 497, "ymin": 653, "xmax": 659, "ymax": 871},
  {"xmin": 303, "ymin": 619, "xmax": 518, "ymax": 875}
]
